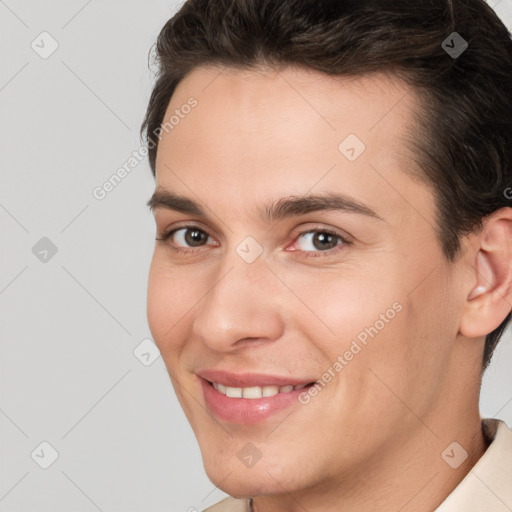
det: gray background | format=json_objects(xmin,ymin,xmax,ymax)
[{"xmin": 1, "ymin": 1, "xmax": 511, "ymax": 511}]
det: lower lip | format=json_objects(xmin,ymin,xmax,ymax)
[{"xmin": 200, "ymin": 378, "xmax": 311, "ymax": 425}]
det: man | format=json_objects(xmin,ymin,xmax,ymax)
[{"xmin": 142, "ymin": 0, "xmax": 512, "ymax": 510}]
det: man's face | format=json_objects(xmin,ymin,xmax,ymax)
[{"xmin": 147, "ymin": 66, "xmax": 463, "ymax": 497}]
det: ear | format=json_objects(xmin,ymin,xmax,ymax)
[{"xmin": 459, "ymin": 207, "xmax": 512, "ymax": 338}]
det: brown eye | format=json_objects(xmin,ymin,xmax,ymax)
[
  {"xmin": 295, "ymin": 230, "xmax": 345, "ymax": 253},
  {"xmin": 157, "ymin": 226, "xmax": 214, "ymax": 251},
  {"xmin": 182, "ymin": 228, "xmax": 209, "ymax": 247}
]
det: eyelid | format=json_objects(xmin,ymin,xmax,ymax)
[
  {"xmin": 156, "ymin": 220, "xmax": 213, "ymax": 239},
  {"xmin": 286, "ymin": 225, "xmax": 352, "ymax": 257},
  {"xmin": 156, "ymin": 222, "xmax": 352, "ymax": 256},
  {"xmin": 289, "ymin": 224, "xmax": 353, "ymax": 244},
  {"xmin": 156, "ymin": 221, "xmax": 218, "ymax": 249}
]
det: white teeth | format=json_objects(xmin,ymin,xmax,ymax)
[
  {"xmin": 262, "ymin": 385, "xmax": 279, "ymax": 397},
  {"xmin": 212, "ymin": 382, "xmax": 308, "ymax": 398},
  {"xmin": 242, "ymin": 386, "xmax": 263, "ymax": 399},
  {"xmin": 225, "ymin": 386, "xmax": 243, "ymax": 398}
]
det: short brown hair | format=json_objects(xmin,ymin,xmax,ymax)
[{"xmin": 141, "ymin": 0, "xmax": 512, "ymax": 371}]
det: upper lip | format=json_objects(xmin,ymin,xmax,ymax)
[{"xmin": 196, "ymin": 369, "xmax": 316, "ymax": 388}]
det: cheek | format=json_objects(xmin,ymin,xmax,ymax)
[
  {"xmin": 146, "ymin": 255, "xmax": 195, "ymax": 353},
  {"xmin": 353, "ymin": 269, "xmax": 459, "ymax": 414},
  {"xmin": 400, "ymin": 281, "xmax": 459, "ymax": 373},
  {"xmin": 289, "ymin": 259, "xmax": 454, "ymax": 390},
  {"xmin": 282, "ymin": 264, "xmax": 404, "ymax": 355}
]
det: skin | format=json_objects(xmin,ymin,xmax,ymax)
[{"xmin": 146, "ymin": 65, "xmax": 512, "ymax": 512}]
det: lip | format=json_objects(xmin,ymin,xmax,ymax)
[
  {"xmin": 196, "ymin": 369, "xmax": 315, "ymax": 388},
  {"xmin": 196, "ymin": 369, "xmax": 318, "ymax": 425},
  {"xmin": 199, "ymin": 377, "xmax": 315, "ymax": 424}
]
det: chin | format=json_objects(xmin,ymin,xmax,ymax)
[
  {"xmin": 207, "ymin": 475, "xmax": 280, "ymax": 500},
  {"xmin": 203, "ymin": 456, "xmax": 308, "ymax": 499}
]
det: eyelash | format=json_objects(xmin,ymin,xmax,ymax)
[{"xmin": 155, "ymin": 224, "xmax": 352, "ymax": 258}]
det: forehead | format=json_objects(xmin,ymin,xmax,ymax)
[
  {"xmin": 153, "ymin": 65, "xmax": 432, "ymax": 227},
  {"xmin": 164, "ymin": 64, "xmax": 417, "ymax": 135}
]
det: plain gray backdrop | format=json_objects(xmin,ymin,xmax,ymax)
[{"xmin": 1, "ymin": 1, "xmax": 511, "ymax": 511}]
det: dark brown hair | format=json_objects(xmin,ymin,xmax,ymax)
[{"xmin": 141, "ymin": 0, "xmax": 512, "ymax": 371}]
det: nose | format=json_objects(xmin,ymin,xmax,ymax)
[{"xmin": 191, "ymin": 250, "xmax": 284, "ymax": 352}]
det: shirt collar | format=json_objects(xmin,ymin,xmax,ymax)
[{"xmin": 435, "ymin": 418, "xmax": 512, "ymax": 511}]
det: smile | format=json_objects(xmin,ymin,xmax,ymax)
[
  {"xmin": 199, "ymin": 376, "xmax": 318, "ymax": 424},
  {"xmin": 210, "ymin": 381, "xmax": 312, "ymax": 398}
]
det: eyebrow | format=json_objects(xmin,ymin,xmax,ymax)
[{"xmin": 146, "ymin": 188, "xmax": 384, "ymax": 223}]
